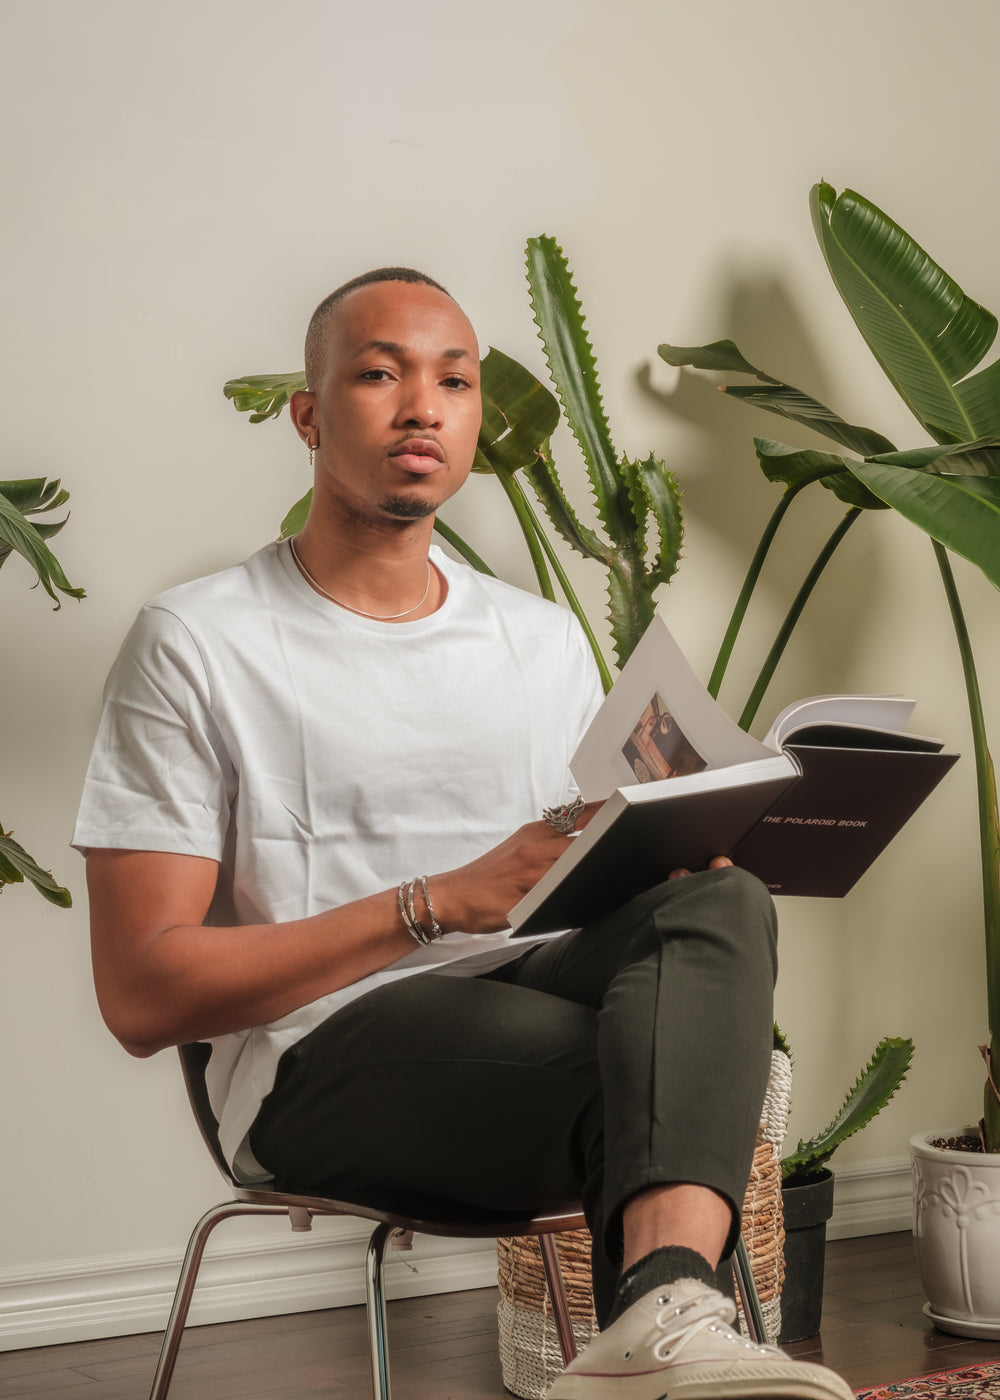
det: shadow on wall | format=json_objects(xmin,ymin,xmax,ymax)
[{"xmin": 637, "ymin": 265, "xmax": 886, "ymax": 708}]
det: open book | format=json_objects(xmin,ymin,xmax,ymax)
[{"xmin": 508, "ymin": 615, "xmax": 958, "ymax": 934}]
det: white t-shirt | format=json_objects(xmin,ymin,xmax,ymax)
[{"xmin": 74, "ymin": 541, "xmax": 603, "ymax": 1173}]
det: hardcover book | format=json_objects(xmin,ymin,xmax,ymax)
[{"xmin": 508, "ymin": 615, "xmax": 958, "ymax": 934}]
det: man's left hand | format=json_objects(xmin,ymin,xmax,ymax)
[{"xmin": 668, "ymin": 855, "xmax": 734, "ymax": 880}]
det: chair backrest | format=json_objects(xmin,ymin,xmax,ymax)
[{"xmin": 178, "ymin": 1041, "xmax": 238, "ymax": 1185}]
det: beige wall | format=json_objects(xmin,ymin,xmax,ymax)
[{"xmin": 3, "ymin": 0, "xmax": 998, "ymax": 1339}]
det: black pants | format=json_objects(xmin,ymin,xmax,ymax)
[{"xmin": 250, "ymin": 866, "xmax": 778, "ymax": 1324}]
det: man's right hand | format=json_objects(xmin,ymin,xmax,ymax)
[{"xmin": 432, "ymin": 802, "xmax": 603, "ymax": 935}]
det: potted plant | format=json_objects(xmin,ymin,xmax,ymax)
[
  {"xmin": 660, "ymin": 182, "xmax": 1000, "ymax": 1334},
  {"xmin": 777, "ymin": 1033, "xmax": 913, "ymax": 1342},
  {"xmin": 0, "ymin": 476, "xmax": 83, "ymax": 905}
]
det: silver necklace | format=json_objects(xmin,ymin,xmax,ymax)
[{"xmin": 289, "ymin": 537, "xmax": 433, "ymax": 620}]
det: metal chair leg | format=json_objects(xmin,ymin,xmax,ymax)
[
  {"xmin": 538, "ymin": 1232, "xmax": 577, "ymax": 1365},
  {"xmin": 732, "ymin": 1233, "xmax": 767, "ymax": 1344},
  {"xmin": 148, "ymin": 1201, "xmax": 289, "ymax": 1400},
  {"xmin": 364, "ymin": 1221, "xmax": 396, "ymax": 1400}
]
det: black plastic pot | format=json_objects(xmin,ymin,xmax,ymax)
[{"xmin": 778, "ymin": 1168, "xmax": 835, "ymax": 1343}]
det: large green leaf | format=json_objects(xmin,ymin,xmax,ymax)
[
  {"xmin": 943, "ymin": 476, "xmax": 1000, "ymax": 506},
  {"xmin": 0, "ymin": 488, "xmax": 84, "ymax": 605},
  {"xmin": 782, "ymin": 1037, "xmax": 914, "ymax": 1181},
  {"xmin": 847, "ymin": 459, "xmax": 1000, "ymax": 588},
  {"xmin": 659, "ymin": 339, "xmax": 897, "ymax": 461},
  {"xmin": 279, "ymin": 490, "xmax": 312, "ymax": 540},
  {"xmin": 812, "ymin": 183, "xmax": 1000, "ymax": 442},
  {"xmin": 658, "ymin": 339, "xmax": 767, "ymax": 378},
  {"xmin": 0, "ymin": 478, "xmax": 70, "ymax": 515},
  {"xmin": 0, "ymin": 828, "xmax": 72, "ymax": 907},
  {"xmin": 526, "ymin": 236, "xmax": 638, "ymax": 545},
  {"xmin": 224, "ymin": 373, "xmax": 308, "ymax": 423},
  {"xmin": 722, "ymin": 384, "xmax": 898, "ymax": 458},
  {"xmin": 472, "ymin": 347, "xmax": 560, "ymax": 476},
  {"xmin": 0, "ymin": 478, "xmax": 71, "ymax": 569},
  {"xmin": 659, "ymin": 339, "xmax": 894, "ymax": 514},
  {"xmin": 869, "ymin": 437, "xmax": 1000, "ymax": 477},
  {"xmin": 753, "ymin": 439, "xmax": 887, "ymax": 511}
]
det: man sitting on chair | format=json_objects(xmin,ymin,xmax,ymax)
[{"xmin": 74, "ymin": 268, "xmax": 852, "ymax": 1400}]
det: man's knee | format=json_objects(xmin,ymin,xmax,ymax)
[
  {"xmin": 710, "ymin": 863, "xmax": 776, "ymax": 921},
  {"xmin": 710, "ymin": 867, "xmax": 779, "ymax": 995},
  {"xmin": 648, "ymin": 864, "xmax": 778, "ymax": 979},
  {"xmin": 660, "ymin": 863, "xmax": 774, "ymax": 922}
]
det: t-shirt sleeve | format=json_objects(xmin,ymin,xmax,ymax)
[{"xmin": 72, "ymin": 604, "xmax": 236, "ymax": 859}]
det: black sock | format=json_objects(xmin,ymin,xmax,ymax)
[{"xmin": 606, "ymin": 1246, "xmax": 717, "ymax": 1326}]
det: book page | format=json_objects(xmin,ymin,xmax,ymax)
[
  {"xmin": 570, "ymin": 614, "xmax": 774, "ymax": 800},
  {"xmin": 764, "ymin": 694, "xmax": 916, "ymax": 751}
]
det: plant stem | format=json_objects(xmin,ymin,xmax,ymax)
[
  {"xmin": 507, "ymin": 472, "xmax": 614, "ymax": 693},
  {"xmin": 709, "ymin": 489, "xmax": 798, "ymax": 699},
  {"xmin": 432, "ymin": 519, "xmax": 496, "ymax": 577},
  {"xmin": 933, "ymin": 543, "xmax": 1000, "ymax": 1042},
  {"xmin": 738, "ymin": 507, "xmax": 862, "ymax": 731},
  {"xmin": 710, "ymin": 467, "xmax": 854, "ymax": 700},
  {"xmin": 494, "ymin": 470, "xmax": 556, "ymax": 603}
]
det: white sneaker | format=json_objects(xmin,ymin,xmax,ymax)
[{"xmin": 544, "ymin": 1278, "xmax": 855, "ymax": 1400}]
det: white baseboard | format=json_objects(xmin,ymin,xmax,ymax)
[
  {"xmin": 0, "ymin": 1157, "xmax": 914, "ymax": 1353},
  {"xmin": 0, "ymin": 1214, "xmax": 499, "ymax": 1352},
  {"xmin": 828, "ymin": 1154, "xmax": 913, "ymax": 1240}
]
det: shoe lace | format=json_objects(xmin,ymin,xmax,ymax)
[{"xmin": 649, "ymin": 1288, "xmax": 776, "ymax": 1364}]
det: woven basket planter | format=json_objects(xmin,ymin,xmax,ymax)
[
  {"xmin": 497, "ymin": 1049, "xmax": 792, "ymax": 1398},
  {"xmin": 734, "ymin": 1044, "xmax": 792, "ymax": 1343},
  {"xmin": 497, "ymin": 1228, "xmax": 598, "ymax": 1400}
]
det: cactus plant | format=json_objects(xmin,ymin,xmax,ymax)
[{"xmin": 780, "ymin": 1036, "xmax": 914, "ymax": 1184}]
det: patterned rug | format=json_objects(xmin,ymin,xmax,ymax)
[{"xmin": 855, "ymin": 1360, "xmax": 1000, "ymax": 1399}]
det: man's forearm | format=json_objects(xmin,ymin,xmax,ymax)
[
  {"xmin": 86, "ymin": 817, "xmax": 585, "ymax": 1056},
  {"xmin": 87, "ymin": 850, "xmax": 419, "ymax": 1056}
]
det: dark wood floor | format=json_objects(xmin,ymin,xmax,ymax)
[{"xmin": 2, "ymin": 1232, "xmax": 999, "ymax": 1399}]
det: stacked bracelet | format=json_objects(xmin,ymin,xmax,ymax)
[
  {"xmin": 418, "ymin": 877, "xmax": 443, "ymax": 938},
  {"xmin": 397, "ymin": 876, "xmax": 444, "ymax": 946}
]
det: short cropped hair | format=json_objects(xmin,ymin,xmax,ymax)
[{"xmin": 304, "ymin": 267, "xmax": 452, "ymax": 390}]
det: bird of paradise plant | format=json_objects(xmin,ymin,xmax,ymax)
[{"xmin": 661, "ymin": 183, "xmax": 1000, "ymax": 1151}]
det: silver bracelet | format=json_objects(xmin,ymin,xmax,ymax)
[
  {"xmin": 405, "ymin": 879, "xmax": 424, "ymax": 940},
  {"xmin": 419, "ymin": 876, "xmax": 443, "ymax": 939},
  {"xmin": 397, "ymin": 877, "xmax": 443, "ymax": 945},
  {"xmin": 398, "ymin": 880, "xmax": 431, "ymax": 946}
]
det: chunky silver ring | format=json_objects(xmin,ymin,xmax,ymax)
[{"xmin": 542, "ymin": 795, "xmax": 585, "ymax": 834}]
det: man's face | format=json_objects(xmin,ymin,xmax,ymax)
[{"xmin": 306, "ymin": 280, "xmax": 482, "ymax": 528}]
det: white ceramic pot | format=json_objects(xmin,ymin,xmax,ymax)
[{"xmin": 910, "ymin": 1129, "xmax": 1000, "ymax": 1338}]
